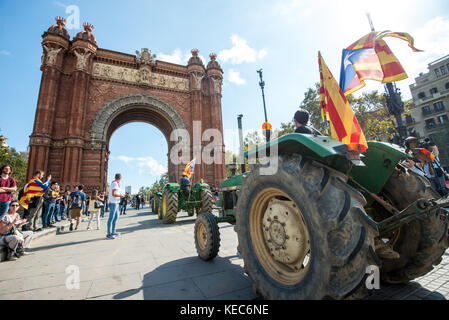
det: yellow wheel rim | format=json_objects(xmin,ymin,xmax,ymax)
[
  {"xmin": 250, "ymin": 188, "xmax": 311, "ymax": 286},
  {"xmin": 163, "ymin": 195, "xmax": 167, "ymax": 216},
  {"xmin": 197, "ymin": 222, "xmax": 208, "ymax": 250}
]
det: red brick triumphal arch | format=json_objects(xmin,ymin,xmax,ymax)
[{"xmin": 27, "ymin": 17, "xmax": 226, "ymax": 193}]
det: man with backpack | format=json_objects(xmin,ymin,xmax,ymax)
[{"xmin": 68, "ymin": 185, "xmax": 86, "ymax": 231}]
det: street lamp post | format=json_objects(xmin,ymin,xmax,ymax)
[{"xmin": 257, "ymin": 69, "xmax": 270, "ymax": 142}]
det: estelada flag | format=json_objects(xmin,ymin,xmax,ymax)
[
  {"xmin": 319, "ymin": 52, "xmax": 368, "ymax": 152},
  {"xmin": 340, "ymin": 31, "xmax": 422, "ymax": 96},
  {"xmin": 183, "ymin": 158, "xmax": 196, "ymax": 179},
  {"xmin": 19, "ymin": 177, "xmax": 50, "ymax": 210}
]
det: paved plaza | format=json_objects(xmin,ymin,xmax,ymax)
[{"xmin": 0, "ymin": 207, "xmax": 448, "ymax": 300}]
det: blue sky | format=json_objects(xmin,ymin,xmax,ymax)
[{"xmin": 1, "ymin": 0, "xmax": 448, "ymax": 192}]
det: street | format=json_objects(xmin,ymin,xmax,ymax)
[{"xmin": 0, "ymin": 206, "xmax": 448, "ymax": 300}]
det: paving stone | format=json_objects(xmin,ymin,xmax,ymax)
[
  {"xmin": 192, "ymin": 270, "xmax": 252, "ymax": 298},
  {"xmin": 87, "ymin": 272, "xmax": 142, "ymax": 298}
]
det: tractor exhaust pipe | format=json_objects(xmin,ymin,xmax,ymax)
[{"xmin": 237, "ymin": 114, "xmax": 246, "ymax": 173}]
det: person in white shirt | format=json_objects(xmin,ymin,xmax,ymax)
[{"xmin": 107, "ymin": 173, "xmax": 125, "ymax": 239}]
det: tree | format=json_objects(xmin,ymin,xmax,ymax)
[
  {"xmin": 0, "ymin": 136, "xmax": 27, "ymax": 191},
  {"xmin": 299, "ymin": 84, "xmax": 396, "ymax": 141},
  {"xmin": 275, "ymin": 121, "xmax": 295, "ymax": 137}
]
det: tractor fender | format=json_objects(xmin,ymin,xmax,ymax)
[{"xmin": 165, "ymin": 183, "xmax": 181, "ymax": 193}]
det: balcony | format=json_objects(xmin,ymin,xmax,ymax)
[{"xmin": 422, "ymin": 106, "xmax": 446, "ymax": 116}]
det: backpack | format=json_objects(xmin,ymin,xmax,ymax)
[
  {"xmin": 18, "ymin": 185, "xmax": 25, "ymax": 201},
  {"xmin": 71, "ymin": 192, "xmax": 83, "ymax": 209}
]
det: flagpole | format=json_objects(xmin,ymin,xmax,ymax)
[{"xmin": 366, "ymin": 12, "xmax": 375, "ymax": 32}]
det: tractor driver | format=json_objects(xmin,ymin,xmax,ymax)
[
  {"xmin": 293, "ymin": 109, "xmax": 321, "ymax": 135},
  {"xmin": 180, "ymin": 174, "xmax": 191, "ymax": 195}
]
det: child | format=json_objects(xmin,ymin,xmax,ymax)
[{"xmin": 87, "ymin": 190, "xmax": 103, "ymax": 230}]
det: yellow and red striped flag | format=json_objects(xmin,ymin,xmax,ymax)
[
  {"xmin": 340, "ymin": 30, "xmax": 422, "ymax": 96},
  {"xmin": 19, "ymin": 177, "xmax": 47, "ymax": 210},
  {"xmin": 319, "ymin": 52, "xmax": 368, "ymax": 152},
  {"xmin": 183, "ymin": 158, "xmax": 196, "ymax": 179}
]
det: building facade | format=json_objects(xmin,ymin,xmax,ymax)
[
  {"xmin": 406, "ymin": 54, "xmax": 449, "ymax": 168},
  {"xmin": 27, "ymin": 17, "xmax": 226, "ymax": 193}
]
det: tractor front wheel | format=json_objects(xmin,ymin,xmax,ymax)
[{"xmin": 195, "ymin": 212, "xmax": 221, "ymax": 260}]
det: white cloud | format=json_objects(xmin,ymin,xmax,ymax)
[
  {"xmin": 157, "ymin": 49, "xmax": 205, "ymax": 65},
  {"xmin": 0, "ymin": 50, "xmax": 11, "ymax": 56},
  {"xmin": 157, "ymin": 49, "xmax": 189, "ymax": 65},
  {"xmin": 228, "ymin": 69, "xmax": 246, "ymax": 85},
  {"xmin": 218, "ymin": 35, "xmax": 267, "ymax": 65},
  {"xmin": 111, "ymin": 155, "xmax": 167, "ymax": 176},
  {"xmin": 135, "ymin": 156, "xmax": 167, "ymax": 176}
]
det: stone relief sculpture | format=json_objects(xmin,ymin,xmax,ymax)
[
  {"xmin": 91, "ymin": 62, "xmax": 189, "ymax": 91},
  {"xmin": 211, "ymin": 77, "xmax": 222, "ymax": 94},
  {"xmin": 43, "ymin": 45, "xmax": 62, "ymax": 65},
  {"xmin": 74, "ymin": 49, "xmax": 91, "ymax": 70},
  {"xmin": 191, "ymin": 72, "xmax": 204, "ymax": 90},
  {"xmin": 136, "ymin": 48, "xmax": 156, "ymax": 66}
]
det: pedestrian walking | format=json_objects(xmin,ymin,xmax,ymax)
[
  {"xmin": 0, "ymin": 200, "xmax": 33, "ymax": 261},
  {"xmin": 99, "ymin": 192, "xmax": 106, "ymax": 218},
  {"xmin": 120, "ymin": 192, "xmax": 129, "ymax": 215},
  {"xmin": 87, "ymin": 190, "xmax": 104, "ymax": 230},
  {"xmin": 0, "ymin": 164, "xmax": 17, "ymax": 218},
  {"xmin": 135, "ymin": 194, "xmax": 141, "ymax": 211},
  {"xmin": 68, "ymin": 185, "xmax": 86, "ymax": 231},
  {"xmin": 19, "ymin": 170, "xmax": 51, "ymax": 232},
  {"xmin": 107, "ymin": 173, "xmax": 125, "ymax": 240}
]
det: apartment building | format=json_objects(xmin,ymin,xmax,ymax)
[{"xmin": 406, "ymin": 54, "xmax": 449, "ymax": 168}]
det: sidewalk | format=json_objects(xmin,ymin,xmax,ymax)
[{"xmin": 0, "ymin": 207, "xmax": 447, "ymax": 300}]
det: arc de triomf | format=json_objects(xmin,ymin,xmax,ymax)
[{"xmin": 27, "ymin": 17, "xmax": 226, "ymax": 192}]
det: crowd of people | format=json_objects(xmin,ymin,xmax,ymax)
[
  {"xmin": 0, "ymin": 167, "xmax": 132, "ymax": 261},
  {"xmin": 403, "ymin": 137, "xmax": 449, "ymax": 197}
]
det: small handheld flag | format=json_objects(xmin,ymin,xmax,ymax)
[{"xmin": 183, "ymin": 159, "xmax": 196, "ymax": 179}]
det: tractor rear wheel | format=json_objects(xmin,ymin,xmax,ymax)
[
  {"xmin": 235, "ymin": 154, "xmax": 380, "ymax": 299},
  {"xmin": 379, "ymin": 168, "xmax": 449, "ymax": 284},
  {"xmin": 198, "ymin": 189, "xmax": 214, "ymax": 214},
  {"xmin": 195, "ymin": 212, "xmax": 221, "ymax": 261},
  {"xmin": 162, "ymin": 189, "xmax": 179, "ymax": 224}
]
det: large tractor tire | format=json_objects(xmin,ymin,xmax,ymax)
[
  {"xmin": 195, "ymin": 212, "xmax": 221, "ymax": 261},
  {"xmin": 235, "ymin": 154, "xmax": 380, "ymax": 300},
  {"xmin": 378, "ymin": 168, "xmax": 449, "ymax": 284},
  {"xmin": 196, "ymin": 189, "xmax": 214, "ymax": 214},
  {"xmin": 162, "ymin": 188, "xmax": 179, "ymax": 224}
]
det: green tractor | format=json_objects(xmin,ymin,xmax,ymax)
[
  {"xmin": 151, "ymin": 189, "xmax": 163, "ymax": 217},
  {"xmin": 159, "ymin": 181, "xmax": 214, "ymax": 224},
  {"xmin": 194, "ymin": 133, "xmax": 449, "ymax": 299}
]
